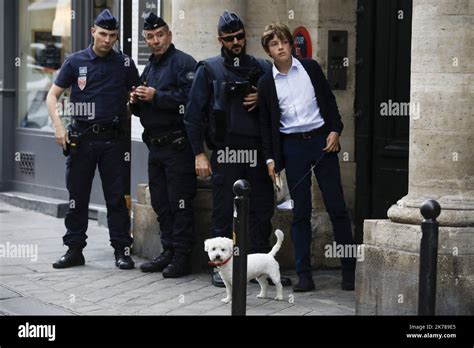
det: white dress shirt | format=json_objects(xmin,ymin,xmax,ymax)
[{"xmin": 273, "ymin": 56, "xmax": 325, "ymax": 134}]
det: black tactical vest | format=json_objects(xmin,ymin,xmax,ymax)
[{"xmin": 202, "ymin": 55, "xmax": 270, "ymax": 146}]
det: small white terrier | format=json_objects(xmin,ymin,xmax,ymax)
[{"xmin": 204, "ymin": 229, "xmax": 284, "ymax": 303}]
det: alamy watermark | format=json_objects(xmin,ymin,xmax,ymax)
[
  {"xmin": 56, "ymin": 100, "xmax": 95, "ymax": 120},
  {"xmin": 324, "ymin": 242, "xmax": 364, "ymax": 262},
  {"xmin": 216, "ymin": 147, "xmax": 257, "ymax": 167},
  {"xmin": 380, "ymin": 99, "xmax": 420, "ymax": 119},
  {"xmin": 0, "ymin": 242, "xmax": 38, "ymax": 262},
  {"xmin": 18, "ymin": 322, "xmax": 55, "ymax": 341}
]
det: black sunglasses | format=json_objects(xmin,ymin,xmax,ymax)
[{"xmin": 220, "ymin": 32, "xmax": 246, "ymax": 42}]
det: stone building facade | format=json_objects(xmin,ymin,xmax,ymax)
[{"xmin": 134, "ymin": 0, "xmax": 358, "ymax": 270}]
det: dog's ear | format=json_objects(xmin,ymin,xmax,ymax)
[
  {"xmin": 227, "ymin": 238, "xmax": 234, "ymax": 251},
  {"xmin": 204, "ymin": 239, "xmax": 210, "ymax": 252}
]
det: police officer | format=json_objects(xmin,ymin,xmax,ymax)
[
  {"xmin": 184, "ymin": 10, "xmax": 291, "ymax": 287},
  {"xmin": 129, "ymin": 13, "xmax": 197, "ymax": 278},
  {"xmin": 47, "ymin": 9, "xmax": 139, "ymax": 270}
]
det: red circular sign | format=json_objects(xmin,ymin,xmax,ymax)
[{"xmin": 292, "ymin": 26, "xmax": 313, "ymax": 59}]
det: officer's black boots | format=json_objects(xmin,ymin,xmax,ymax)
[
  {"xmin": 52, "ymin": 247, "xmax": 85, "ymax": 269},
  {"xmin": 162, "ymin": 252, "xmax": 191, "ymax": 278},
  {"xmin": 140, "ymin": 249, "xmax": 173, "ymax": 273},
  {"xmin": 114, "ymin": 248, "xmax": 135, "ymax": 270}
]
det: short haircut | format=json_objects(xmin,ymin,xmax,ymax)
[
  {"xmin": 142, "ymin": 24, "xmax": 170, "ymax": 38},
  {"xmin": 93, "ymin": 24, "xmax": 119, "ymax": 33},
  {"xmin": 261, "ymin": 23, "xmax": 293, "ymax": 51}
]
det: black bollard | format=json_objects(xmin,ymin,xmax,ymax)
[
  {"xmin": 418, "ymin": 199, "xmax": 441, "ymax": 316},
  {"xmin": 231, "ymin": 179, "xmax": 250, "ymax": 316}
]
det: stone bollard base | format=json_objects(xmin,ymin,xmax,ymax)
[{"xmin": 356, "ymin": 219, "xmax": 474, "ymax": 315}]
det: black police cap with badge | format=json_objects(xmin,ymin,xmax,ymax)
[
  {"xmin": 95, "ymin": 9, "xmax": 119, "ymax": 30},
  {"xmin": 218, "ymin": 10, "xmax": 244, "ymax": 34},
  {"xmin": 143, "ymin": 12, "xmax": 167, "ymax": 30}
]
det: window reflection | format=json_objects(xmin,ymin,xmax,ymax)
[{"xmin": 18, "ymin": 0, "xmax": 71, "ymax": 130}]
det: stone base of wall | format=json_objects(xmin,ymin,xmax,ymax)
[{"xmin": 355, "ymin": 219, "xmax": 474, "ymax": 315}]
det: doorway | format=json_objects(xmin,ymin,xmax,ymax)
[{"xmin": 354, "ymin": 0, "xmax": 412, "ymax": 242}]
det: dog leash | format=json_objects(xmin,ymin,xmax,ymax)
[
  {"xmin": 286, "ymin": 151, "xmax": 327, "ymax": 196},
  {"xmin": 206, "ymin": 150, "xmax": 328, "ymax": 268},
  {"xmin": 236, "ymin": 151, "xmax": 328, "ymax": 240}
]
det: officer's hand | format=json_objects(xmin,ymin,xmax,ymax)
[
  {"xmin": 135, "ymin": 86, "xmax": 156, "ymax": 102},
  {"xmin": 322, "ymin": 131, "xmax": 341, "ymax": 153},
  {"xmin": 267, "ymin": 161, "xmax": 276, "ymax": 184},
  {"xmin": 195, "ymin": 153, "xmax": 213, "ymax": 177},
  {"xmin": 54, "ymin": 123, "xmax": 69, "ymax": 150},
  {"xmin": 243, "ymin": 86, "xmax": 258, "ymax": 112},
  {"xmin": 129, "ymin": 86, "xmax": 139, "ymax": 104}
]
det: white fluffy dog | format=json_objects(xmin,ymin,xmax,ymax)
[{"xmin": 204, "ymin": 229, "xmax": 284, "ymax": 303}]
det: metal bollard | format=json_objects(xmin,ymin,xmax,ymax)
[
  {"xmin": 418, "ymin": 199, "xmax": 441, "ymax": 316},
  {"xmin": 231, "ymin": 179, "xmax": 250, "ymax": 316}
]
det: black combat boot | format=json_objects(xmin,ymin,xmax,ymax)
[
  {"xmin": 162, "ymin": 252, "xmax": 191, "ymax": 278},
  {"xmin": 52, "ymin": 247, "xmax": 85, "ymax": 269},
  {"xmin": 114, "ymin": 248, "xmax": 135, "ymax": 270},
  {"xmin": 140, "ymin": 249, "xmax": 173, "ymax": 273}
]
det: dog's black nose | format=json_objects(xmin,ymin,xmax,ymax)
[{"xmin": 215, "ymin": 254, "xmax": 221, "ymax": 260}]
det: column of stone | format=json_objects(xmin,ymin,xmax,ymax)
[
  {"xmin": 387, "ymin": 0, "xmax": 474, "ymax": 226},
  {"xmin": 356, "ymin": 0, "xmax": 474, "ymax": 315}
]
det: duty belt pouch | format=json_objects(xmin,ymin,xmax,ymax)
[{"xmin": 63, "ymin": 125, "xmax": 81, "ymax": 157}]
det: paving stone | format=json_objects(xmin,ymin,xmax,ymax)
[
  {"xmin": 0, "ymin": 297, "xmax": 75, "ymax": 315},
  {"xmin": 0, "ymin": 286, "xmax": 21, "ymax": 300},
  {"xmin": 0, "ymin": 202, "xmax": 355, "ymax": 316}
]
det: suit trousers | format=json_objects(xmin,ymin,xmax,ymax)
[{"xmin": 282, "ymin": 133, "xmax": 356, "ymax": 279}]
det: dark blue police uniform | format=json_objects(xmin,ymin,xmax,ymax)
[
  {"xmin": 184, "ymin": 12, "xmax": 275, "ymax": 255},
  {"xmin": 131, "ymin": 43, "xmax": 197, "ymax": 256},
  {"xmin": 130, "ymin": 13, "xmax": 197, "ymax": 277},
  {"xmin": 54, "ymin": 22, "xmax": 139, "ymax": 253}
]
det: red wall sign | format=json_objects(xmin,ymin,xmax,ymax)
[{"xmin": 292, "ymin": 26, "xmax": 313, "ymax": 59}]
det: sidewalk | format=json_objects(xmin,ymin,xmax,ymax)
[{"xmin": 0, "ymin": 201, "xmax": 355, "ymax": 316}]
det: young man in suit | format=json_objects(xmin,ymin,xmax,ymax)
[{"xmin": 258, "ymin": 23, "xmax": 356, "ymax": 292}]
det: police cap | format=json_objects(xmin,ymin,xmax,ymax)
[
  {"xmin": 143, "ymin": 12, "xmax": 167, "ymax": 30},
  {"xmin": 94, "ymin": 9, "xmax": 119, "ymax": 30},
  {"xmin": 218, "ymin": 10, "xmax": 244, "ymax": 34}
]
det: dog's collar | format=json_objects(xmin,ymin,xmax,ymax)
[{"xmin": 208, "ymin": 255, "xmax": 232, "ymax": 267}]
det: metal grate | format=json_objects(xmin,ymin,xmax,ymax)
[{"xmin": 19, "ymin": 152, "xmax": 35, "ymax": 176}]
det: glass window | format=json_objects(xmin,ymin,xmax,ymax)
[{"xmin": 18, "ymin": 0, "xmax": 72, "ymax": 130}]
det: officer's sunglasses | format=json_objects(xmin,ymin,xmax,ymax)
[{"xmin": 220, "ymin": 32, "xmax": 246, "ymax": 42}]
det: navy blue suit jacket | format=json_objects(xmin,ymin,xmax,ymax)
[{"xmin": 257, "ymin": 58, "xmax": 343, "ymax": 172}]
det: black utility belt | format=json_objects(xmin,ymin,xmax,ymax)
[
  {"xmin": 80, "ymin": 129, "xmax": 119, "ymax": 140},
  {"xmin": 64, "ymin": 121, "xmax": 122, "ymax": 156},
  {"xmin": 73, "ymin": 120, "xmax": 118, "ymax": 133},
  {"xmin": 148, "ymin": 131, "xmax": 186, "ymax": 147},
  {"xmin": 283, "ymin": 126, "xmax": 328, "ymax": 140}
]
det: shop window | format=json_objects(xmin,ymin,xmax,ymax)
[{"xmin": 18, "ymin": 0, "xmax": 72, "ymax": 130}]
